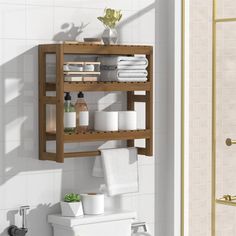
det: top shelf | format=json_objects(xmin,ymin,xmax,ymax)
[{"xmin": 39, "ymin": 43, "xmax": 153, "ymax": 55}]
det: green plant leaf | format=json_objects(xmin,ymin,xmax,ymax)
[
  {"xmin": 64, "ymin": 193, "xmax": 81, "ymax": 202},
  {"xmin": 97, "ymin": 8, "xmax": 122, "ymax": 28}
]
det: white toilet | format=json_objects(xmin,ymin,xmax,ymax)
[{"xmin": 48, "ymin": 210, "xmax": 137, "ymax": 236}]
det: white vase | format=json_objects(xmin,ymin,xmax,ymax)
[
  {"xmin": 60, "ymin": 201, "xmax": 84, "ymax": 217},
  {"xmin": 102, "ymin": 28, "xmax": 118, "ymax": 45}
]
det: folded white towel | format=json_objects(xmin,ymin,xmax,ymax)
[
  {"xmin": 114, "ymin": 77, "xmax": 147, "ymax": 82},
  {"xmin": 118, "ymin": 65, "xmax": 148, "ymax": 70},
  {"xmin": 92, "ymin": 147, "xmax": 139, "ymax": 196},
  {"xmin": 101, "ymin": 70, "xmax": 148, "ymax": 82},
  {"xmin": 99, "ymin": 56, "xmax": 148, "ymax": 67},
  {"xmin": 101, "ymin": 65, "xmax": 148, "ymax": 70}
]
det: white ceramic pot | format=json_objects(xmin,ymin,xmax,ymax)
[
  {"xmin": 81, "ymin": 193, "xmax": 104, "ymax": 215},
  {"xmin": 60, "ymin": 201, "xmax": 84, "ymax": 217}
]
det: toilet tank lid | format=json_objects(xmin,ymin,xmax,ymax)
[{"xmin": 48, "ymin": 210, "xmax": 137, "ymax": 227}]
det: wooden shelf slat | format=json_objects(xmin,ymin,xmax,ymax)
[
  {"xmin": 46, "ymin": 129, "xmax": 151, "ymax": 143},
  {"xmin": 63, "ymin": 81, "xmax": 151, "ymax": 92},
  {"xmin": 42, "ymin": 147, "xmax": 148, "ymax": 160},
  {"xmin": 64, "ymin": 61, "xmax": 101, "ymax": 65},
  {"xmin": 46, "ymin": 82, "xmax": 151, "ymax": 92},
  {"xmin": 39, "ymin": 44, "xmax": 153, "ymax": 55},
  {"xmin": 63, "ymin": 44, "xmax": 153, "ymax": 55},
  {"xmin": 64, "ymin": 151, "xmax": 100, "ymax": 158},
  {"xmin": 44, "ymin": 96, "xmax": 57, "ymax": 104},
  {"xmin": 64, "ymin": 71, "xmax": 100, "ymax": 75}
]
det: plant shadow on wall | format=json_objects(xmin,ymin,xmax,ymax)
[
  {"xmin": 0, "ymin": 2, "xmax": 157, "ymax": 234},
  {"xmin": 53, "ymin": 22, "xmax": 89, "ymax": 42}
]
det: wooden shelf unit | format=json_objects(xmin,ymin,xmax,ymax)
[{"xmin": 39, "ymin": 43, "xmax": 153, "ymax": 163}]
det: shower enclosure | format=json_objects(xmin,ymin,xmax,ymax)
[{"xmin": 212, "ymin": 0, "xmax": 236, "ymax": 235}]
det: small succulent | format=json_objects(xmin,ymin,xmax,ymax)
[
  {"xmin": 64, "ymin": 193, "xmax": 81, "ymax": 202},
  {"xmin": 98, "ymin": 8, "xmax": 122, "ymax": 29}
]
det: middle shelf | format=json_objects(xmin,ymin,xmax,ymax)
[
  {"xmin": 46, "ymin": 129, "xmax": 151, "ymax": 143},
  {"xmin": 46, "ymin": 81, "xmax": 151, "ymax": 92}
]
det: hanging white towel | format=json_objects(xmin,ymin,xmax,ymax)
[
  {"xmin": 92, "ymin": 147, "xmax": 139, "ymax": 196},
  {"xmin": 92, "ymin": 156, "xmax": 104, "ymax": 178}
]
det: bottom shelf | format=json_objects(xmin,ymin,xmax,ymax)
[
  {"xmin": 46, "ymin": 129, "xmax": 151, "ymax": 142},
  {"xmin": 216, "ymin": 195, "xmax": 236, "ymax": 206},
  {"xmin": 41, "ymin": 129, "xmax": 152, "ymax": 162},
  {"xmin": 42, "ymin": 147, "xmax": 148, "ymax": 162}
]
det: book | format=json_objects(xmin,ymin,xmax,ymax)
[
  {"xmin": 64, "ymin": 76, "xmax": 98, "ymax": 82},
  {"xmin": 64, "ymin": 76, "xmax": 83, "ymax": 82}
]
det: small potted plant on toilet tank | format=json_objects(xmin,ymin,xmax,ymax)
[{"xmin": 60, "ymin": 193, "xmax": 84, "ymax": 217}]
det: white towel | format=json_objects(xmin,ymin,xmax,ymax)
[
  {"xmin": 99, "ymin": 56, "xmax": 148, "ymax": 67},
  {"xmin": 101, "ymin": 65, "xmax": 148, "ymax": 70},
  {"xmin": 101, "ymin": 70, "xmax": 148, "ymax": 82},
  {"xmin": 92, "ymin": 147, "xmax": 139, "ymax": 196},
  {"xmin": 114, "ymin": 77, "xmax": 147, "ymax": 82}
]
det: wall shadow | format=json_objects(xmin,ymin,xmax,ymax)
[
  {"xmin": 53, "ymin": 22, "xmax": 89, "ymax": 42},
  {"xmin": 0, "ymin": 204, "xmax": 59, "ymax": 236}
]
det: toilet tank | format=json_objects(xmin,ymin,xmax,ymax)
[{"xmin": 48, "ymin": 210, "xmax": 137, "ymax": 236}]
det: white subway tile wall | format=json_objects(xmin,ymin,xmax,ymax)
[{"xmin": 0, "ymin": 1, "xmax": 157, "ymax": 236}]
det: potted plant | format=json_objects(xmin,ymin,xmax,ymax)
[
  {"xmin": 98, "ymin": 8, "xmax": 122, "ymax": 45},
  {"xmin": 60, "ymin": 193, "xmax": 84, "ymax": 217}
]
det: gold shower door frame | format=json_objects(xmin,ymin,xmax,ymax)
[{"xmin": 212, "ymin": 0, "xmax": 236, "ymax": 236}]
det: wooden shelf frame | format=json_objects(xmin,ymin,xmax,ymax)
[{"xmin": 39, "ymin": 43, "xmax": 153, "ymax": 162}]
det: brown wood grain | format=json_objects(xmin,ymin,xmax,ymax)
[
  {"xmin": 55, "ymin": 44, "xmax": 64, "ymax": 162},
  {"xmin": 46, "ymin": 129, "xmax": 151, "ymax": 142},
  {"xmin": 145, "ymin": 49, "xmax": 154, "ymax": 156},
  {"xmin": 38, "ymin": 46, "xmax": 47, "ymax": 161},
  {"xmin": 63, "ymin": 81, "xmax": 151, "ymax": 92}
]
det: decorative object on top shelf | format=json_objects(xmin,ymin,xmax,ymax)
[
  {"xmin": 83, "ymin": 38, "xmax": 103, "ymax": 44},
  {"xmin": 61, "ymin": 193, "xmax": 84, "ymax": 217},
  {"xmin": 98, "ymin": 8, "xmax": 122, "ymax": 45}
]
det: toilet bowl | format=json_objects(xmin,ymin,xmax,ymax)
[{"xmin": 48, "ymin": 210, "xmax": 137, "ymax": 236}]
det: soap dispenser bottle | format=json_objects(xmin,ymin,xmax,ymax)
[
  {"xmin": 75, "ymin": 92, "xmax": 89, "ymax": 132},
  {"xmin": 64, "ymin": 92, "xmax": 76, "ymax": 133}
]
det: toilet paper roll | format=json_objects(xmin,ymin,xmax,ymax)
[
  {"xmin": 118, "ymin": 111, "xmax": 137, "ymax": 130},
  {"xmin": 81, "ymin": 193, "xmax": 104, "ymax": 215},
  {"xmin": 94, "ymin": 111, "xmax": 118, "ymax": 131}
]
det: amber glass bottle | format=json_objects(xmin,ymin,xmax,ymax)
[{"xmin": 75, "ymin": 92, "xmax": 89, "ymax": 132}]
